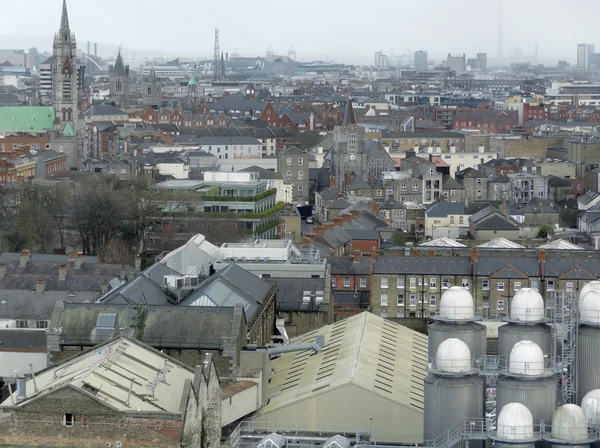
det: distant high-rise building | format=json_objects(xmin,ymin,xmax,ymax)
[
  {"xmin": 477, "ymin": 53, "xmax": 487, "ymax": 71},
  {"xmin": 414, "ymin": 50, "xmax": 428, "ymax": 71},
  {"xmin": 577, "ymin": 43, "xmax": 595, "ymax": 70},
  {"xmin": 447, "ymin": 53, "xmax": 466, "ymax": 74},
  {"xmin": 374, "ymin": 51, "xmax": 388, "ymax": 68}
]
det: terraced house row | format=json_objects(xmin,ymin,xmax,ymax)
[{"xmin": 331, "ymin": 246, "xmax": 600, "ymax": 320}]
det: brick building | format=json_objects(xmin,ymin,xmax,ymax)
[{"xmin": 452, "ymin": 110, "xmax": 519, "ymax": 133}]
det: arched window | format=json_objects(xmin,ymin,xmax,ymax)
[
  {"xmin": 62, "ymin": 67, "xmax": 71, "ymax": 78},
  {"xmin": 147, "ymin": 87, "xmax": 152, "ymax": 95},
  {"xmin": 62, "ymin": 108, "xmax": 67, "ymax": 122},
  {"xmin": 67, "ymin": 108, "xmax": 72, "ymax": 121},
  {"xmin": 116, "ymin": 79, "xmax": 122, "ymax": 94}
]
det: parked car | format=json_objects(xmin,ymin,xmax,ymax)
[{"xmin": 306, "ymin": 216, "xmax": 314, "ymax": 224}]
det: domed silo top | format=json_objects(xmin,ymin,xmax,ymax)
[
  {"xmin": 435, "ymin": 338, "xmax": 472, "ymax": 373},
  {"xmin": 508, "ymin": 340, "xmax": 545, "ymax": 376},
  {"xmin": 581, "ymin": 389, "xmax": 600, "ymax": 424},
  {"xmin": 580, "ymin": 289, "xmax": 600, "ymax": 325},
  {"xmin": 579, "ymin": 281, "xmax": 600, "ymax": 305},
  {"xmin": 551, "ymin": 404, "xmax": 588, "ymax": 442},
  {"xmin": 497, "ymin": 403, "xmax": 534, "ymax": 440},
  {"xmin": 510, "ymin": 288, "xmax": 544, "ymax": 322},
  {"xmin": 438, "ymin": 286, "xmax": 474, "ymax": 320}
]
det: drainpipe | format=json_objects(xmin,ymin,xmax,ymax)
[{"xmin": 268, "ymin": 335, "xmax": 324, "ymax": 359}]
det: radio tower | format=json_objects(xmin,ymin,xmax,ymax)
[{"xmin": 213, "ymin": 27, "xmax": 220, "ymax": 81}]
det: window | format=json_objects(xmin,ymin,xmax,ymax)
[
  {"xmin": 482, "ymin": 280, "xmax": 489, "ymax": 290},
  {"xmin": 380, "ymin": 311, "xmax": 388, "ymax": 318},
  {"xmin": 430, "ymin": 295, "xmax": 437, "ymax": 307},
  {"xmin": 462, "ymin": 279, "xmax": 469, "ymax": 288},
  {"xmin": 547, "ymin": 280, "xmax": 555, "ymax": 291},
  {"xmin": 401, "ymin": 183, "xmax": 407, "ymax": 192},
  {"xmin": 430, "ymin": 278, "xmax": 436, "ymax": 289},
  {"xmin": 344, "ymin": 276, "xmax": 351, "ymax": 288},
  {"xmin": 381, "ymin": 277, "xmax": 388, "ymax": 288},
  {"xmin": 410, "ymin": 277, "xmax": 416, "ymax": 288},
  {"xmin": 331, "ymin": 277, "xmax": 336, "ymax": 287},
  {"xmin": 381, "ymin": 294, "xmax": 389, "ymax": 306},
  {"xmin": 497, "ymin": 282, "xmax": 505, "ymax": 291},
  {"xmin": 566, "ymin": 282, "xmax": 574, "ymax": 291},
  {"xmin": 36, "ymin": 320, "xmax": 48, "ymax": 329},
  {"xmin": 531, "ymin": 280, "xmax": 539, "ymax": 291},
  {"xmin": 298, "ymin": 171, "xmax": 304, "ymax": 181},
  {"xmin": 409, "ymin": 294, "xmax": 416, "ymax": 305},
  {"xmin": 413, "ymin": 183, "xmax": 419, "ymax": 192},
  {"xmin": 377, "ymin": 190, "xmax": 383, "ymax": 197},
  {"xmin": 397, "ymin": 294, "xmax": 405, "ymax": 306},
  {"xmin": 442, "ymin": 279, "xmax": 450, "ymax": 289},
  {"xmin": 286, "ymin": 157, "xmax": 292, "ymax": 166},
  {"xmin": 497, "ymin": 300, "xmax": 505, "ymax": 311},
  {"xmin": 537, "ymin": 191, "xmax": 544, "ymax": 197},
  {"xmin": 514, "ymin": 282, "xmax": 521, "ymax": 291},
  {"xmin": 360, "ymin": 277, "xmax": 367, "ymax": 288},
  {"xmin": 397, "ymin": 277, "xmax": 405, "ymax": 288},
  {"xmin": 450, "ymin": 190, "xmax": 456, "ymax": 197},
  {"xmin": 285, "ymin": 170, "xmax": 292, "ymax": 180},
  {"xmin": 297, "ymin": 158, "xmax": 303, "ymax": 167},
  {"xmin": 62, "ymin": 413, "xmax": 74, "ymax": 427},
  {"xmin": 298, "ymin": 185, "xmax": 303, "ymax": 194},
  {"xmin": 16, "ymin": 320, "xmax": 27, "ymax": 328}
]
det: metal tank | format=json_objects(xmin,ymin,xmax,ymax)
[
  {"xmin": 428, "ymin": 286, "xmax": 487, "ymax": 362},
  {"xmin": 545, "ymin": 404, "xmax": 592, "ymax": 448},
  {"xmin": 498, "ymin": 324, "xmax": 552, "ymax": 363},
  {"xmin": 424, "ymin": 338, "xmax": 484, "ymax": 446},
  {"xmin": 577, "ymin": 326, "xmax": 600, "ymax": 404},
  {"xmin": 428, "ymin": 321, "xmax": 487, "ymax": 362},
  {"xmin": 496, "ymin": 341, "xmax": 556, "ymax": 427},
  {"xmin": 490, "ymin": 403, "xmax": 539, "ymax": 448}
]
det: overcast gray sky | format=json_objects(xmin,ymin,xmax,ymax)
[{"xmin": 0, "ymin": 0, "xmax": 598, "ymax": 64}]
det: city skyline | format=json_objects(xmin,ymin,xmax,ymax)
[{"xmin": 0, "ymin": 0, "xmax": 599, "ymax": 64}]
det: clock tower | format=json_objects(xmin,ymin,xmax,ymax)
[{"xmin": 332, "ymin": 98, "xmax": 367, "ymax": 190}]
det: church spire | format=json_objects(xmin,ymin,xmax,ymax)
[
  {"xmin": 60, "ymin": 0, "xmax": 70, "ymax": 34},
  {"xmin": 342, "ymin": 97, "xmax": 356, "ymax": 126}
]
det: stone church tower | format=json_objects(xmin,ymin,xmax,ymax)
[
  {"xmin": 52, "ymin": 0, "xmax": 79, "ymax": 169},
  {"xmin": 109, "ymin": 51, "xmax": 130, "ymax": 107},
  {"xmin": 142, "ymin": 68, "xmax": 162, "ymax": 107},
  {"xmin": 53, "ymin": 0, "xmax": 78, "ymax": 128},
  {"xmin": 333, "ymin": 99, "xmax": 368, "ymax": 190}
]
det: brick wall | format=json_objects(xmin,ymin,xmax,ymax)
[{"xmin": 277, "ymin": 311, "xmax": 328, "ymax": 338}]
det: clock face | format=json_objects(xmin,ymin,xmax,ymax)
[{"xmin": 350, "ymin": 154, "xmax": 356, "ymax": 161}]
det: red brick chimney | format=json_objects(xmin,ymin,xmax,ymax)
[
  {"xmin": 368, "ymin": 174, "xmax": 374, "ymax": 185},
  {"xmin": 341, "ymin": 213, "xmax": 352, "ymax": 223},
  {"xmin": 368, "ymin": 201, "xmax": 380, "ymax": 215},
  {"xmin": 313, "ymin": 226, "xmax": 325, "ymax": 235},
  {"xmin": 301, "ymin": 237, "xmax": 311, "ymax": 248},
  {"xmin": 353, "ymin": 250, "xmax": 361, "ymax": 263},
  {"xmin": 304, "ymin": 232, "xmax": 318, "ymax": 241},
  {"xmin": 538, "ymin": 248, "xmax": 546, "ymax": 278},
  {"xmin": 412, "ymin": 248, "xmax": 419, "ymax": 257},
  {"xmin": 324, "ymin": 222, "xmax": 335, "ymax": 231},
  {"xmin": 428, "ymin": 248, "xmax": 435, "ymax": 257},
  {"xmin": 350, "ymin": 210, "xmax": 361, "ymax": 218},
  {"xmin": 371, "ymin": 246, "xmax": 377, "ymax": 262},
  {"xmin": 329, "ymin": 176, "xmax": 336, "ymax": 188},
  {"xmin": 344, "ymin": 174, "xmax": 351, "ymax": 187},
  {"xmin": 332, "ymin": 217, "xmax": 344, "ymax": 226},
  {"xmin": 429, "ymin": 154, "xmax": 433, "ymax": 162}
]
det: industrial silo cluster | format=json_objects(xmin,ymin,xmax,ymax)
[{"xmin": 423, "ymin": 284, "xmax": 600, "ymax": 447}]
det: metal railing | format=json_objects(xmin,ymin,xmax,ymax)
[
  {"xmin": 428, "ymin": 356, "xmax": 479, "ymax": 375},
  {"xmin": 424, "ymin": 418, "xmax": 489, "ymax": 448},
  {"xmin": 59, "ymin": 335, "xmax": 222, "ymax": 350}
]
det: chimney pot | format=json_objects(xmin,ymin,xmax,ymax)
[
  {"xmin": 20, "ymin": 250, "xmax": 30, "ymax": 266},
  {"xmin": 36, "ymin": 277, "xmax": 45, "ymax": 295},
  {"xmin": 58, "ymin": 263, "xmax": 67, "ymax": 281},
  {"xmin": 135, "ymin": 254, "xmax": 141, "ymax": 272}
]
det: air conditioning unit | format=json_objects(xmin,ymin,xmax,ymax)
[{"xmin": 302, "ymin": 296, "xmax": 311, "ymax": 303}]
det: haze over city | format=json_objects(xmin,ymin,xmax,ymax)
[{"xmin": 1, "ymin": 0, "xmax": 599, "ymax": 63}]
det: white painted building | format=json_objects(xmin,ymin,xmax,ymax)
[{"xmin": 198, "ymin": 136, "xmax": 262, "ymax": 160}]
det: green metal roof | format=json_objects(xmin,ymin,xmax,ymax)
[
  {"xmin": 0, "ymin": 107, "xmax": 55, "ymax": 132},
  {"xmin": 63, "ymin": 122, "xmax": 75, "ymax": 136}
]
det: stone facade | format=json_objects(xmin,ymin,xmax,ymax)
[
  {"xmin": 142, "ymin": 68, "xmax": 162, "ymax": 107},
  {"xmin": 278, "ymin": 146, "xmax": 309, "ymax": 203},
  {"xmin": 109, "ymin": 52, "xmax": 130, "ymax": 107},
  {"xmin": 332, "ymin": 123, "xmax": 368, "ymax": 190}
]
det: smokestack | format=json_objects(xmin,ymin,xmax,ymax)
[
  {"xmin": 87, "ymin": 41, "xmax": 90, "ymax": 55},
  {"xmin": 36, "ymin": 277, "xmax": 45, "ymax": 295},
  {"xmin": 94, "ymin": 43, "xmax": 98, "ymax": 57}
]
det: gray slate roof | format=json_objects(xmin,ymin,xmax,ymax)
[
  {"xmin": 426, "ymin": 202, "xmax": 465, "ymax": 218},
  {"xmin": 0, "ymin": 329, "xmax": 47, "ymax": 350},
  {"xmin": 372, "ymin": 256, "xmax": 472, "ymax": 275},
  {"xmin": 329, "ymin": 257, "xmax": 371, "ymax": 275}
]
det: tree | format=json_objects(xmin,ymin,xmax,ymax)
[
  {"xmin": 43, "ymin": 182, "xmax": 72, "ymax": 253},
  {"xmin": 392, "ymin": 230, "xmax": 407, "ymax": 246},
  {"xmin": 537, "ymin": 225, "xmax": 554, "ymax": 239}
]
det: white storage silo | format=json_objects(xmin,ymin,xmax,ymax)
[
  {"xmin": 428, "ymin": 287, "xmax": 487, "ymax": 363},
  {"xmin": 581, "ymin": 390, "xmax": 600, "ymax": 425},
  {"xmin": 489, "ymin": 402, "xmax": 539, "ymax": 448},
  {"xmin": 544, "ymin": 404, "xmax": 592, "ymax": 448},
  {"xmin": 498, "ymin": 289, "xmax": 552, "ymax": 365},
  {"xmin": 577, "ymin": 290, "xmax": 600, "ymax": 404},
  {"xmin": 424, "ymin": 338, "xmax": 484, "ymax": 445},
  {"xmin": 496, "ymin": 340, "xmax": 556, "ymax": 427}
]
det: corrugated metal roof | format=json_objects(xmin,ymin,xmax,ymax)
[
  {"xmin": 254, "ymin": 312, "xmax": 428, "ymax": 415},
  {"xmin": 478, "ymin": 238, "xmax": 524, "ymax": 249}
]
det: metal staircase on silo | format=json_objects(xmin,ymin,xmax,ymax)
[
  {"xmin": 548, "ymin": 289, "xmax": 577, "ymax": 405},
  {"xmin": 424, "ymin": 418, "xmax": 488, "ymax": 448}
]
